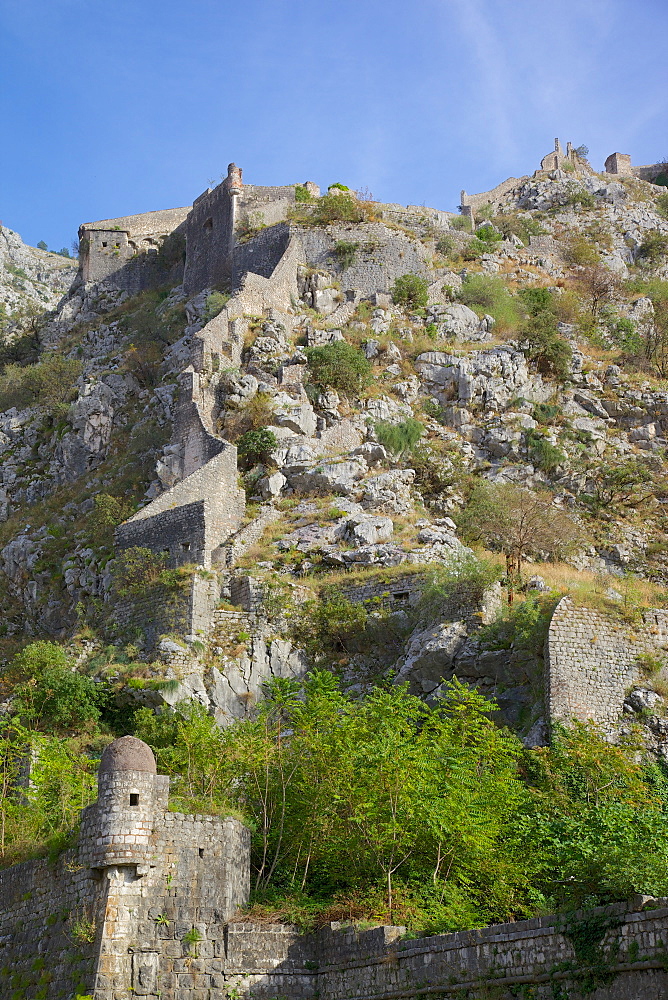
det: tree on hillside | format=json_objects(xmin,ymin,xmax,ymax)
[{"xmin": 456, "ymin": 482, "xmax": 582, "ymax": 602}]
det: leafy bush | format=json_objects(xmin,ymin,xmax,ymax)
[
  {"xmin": 458, "ymin": 273, "xmax": 521, "ymax": 332},
  {"xmin": 203, "ymin": 290, "xmax": 230, "ymax": 322},
  {"xmin": 519, "ymin": 287, "xmax": 555, "ymax": 316},
  {"xmin": 0, "ymin": 354, "xmax": 82, "ymax": 417},
  {"xmin": 417, "ymin": 556, "xmax": 502, "ymax": 621},
  {"xmin": 391, "ymin": 274, "xmax": 429, "ymax": 310},
  {"xmin": 561, "ymin": 234, "xmax": 600, "ymax": 266},
  {"xmin": 532, "ymin": 402, "xmax": 562, "ymax": 424},
  {"xmin": 450, "ymin": 215, "xmax": 472, "ymax": 232},
  {"xmin": 312, "ymin": 192, "xmax": 368, "ymax": 225},
  {"xmin": 478, "ymin": 592, "xmax": 559, "ymax": 655},
  {"xmin": 87, "ymin": 494, "xmax": 134, "ymax": 547},
  {"xmin": 564, "ymin": 185, "xmax": 596, "ymax": 210},
  {"xmin": 305, "ymin": 341, "xmax": 372, "ymax": 394},
  {"xmin": 475, "ymin": 224, "xmax": 503, "ymax": 245},
  {"xmin": 607, "ymin": 316, "xmax": 642, "ymax": 353},
  {"xmin": 656, "ymin": 192, "xmax": 668, "ymax": 220},
  {"xmin": 492, "ymin": 213, "xmax": 545, "ymax": 245},
  {"xmin": 525, "ymin": 429, "xmax": 566, "ymax": 472},
  {"xmin": 10, "ymin": 642, "xmax": 106, "ymax": 732},
  {"xmin": 113, "ymin": 546, "xmax": 182, "ymax": 597},
  {"xmin": 637, "ymin": 230, "xmax": 668, "ymax": 266},
  {"xmin": 519, "ymin": 311, "xmax": 572, "ymax": 381},
  {"xmin": 332, "ymin": 240, "xmax": 359, "ymax": 269},
  {"xmin": 236, "ymin": 427, "xmax": 278, "ymax": 465},
  {"xmin": 374, "ymin": 418, "xmax": 423, "ymax": 457},
  {"xmin": 294, "ymin": 185, "xmax": 312, "ymax": 203}
]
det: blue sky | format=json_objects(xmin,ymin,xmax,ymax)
[{"xmin": 1, "ymin": 0, "xmax": 666, "ymax": 250}]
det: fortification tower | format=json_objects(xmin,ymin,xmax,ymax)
[{"xmin": 91, "ymin": 735, "xmax": 169, "ymax": 870}]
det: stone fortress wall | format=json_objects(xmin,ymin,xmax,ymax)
[{"xmin": 4, "ymin": 737, "xmax": 668, "ymax": 999}]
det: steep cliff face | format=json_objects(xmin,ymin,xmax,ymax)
[{"xmin": 0, "ymin": 164, "xmax": 667, "ymax": 739}]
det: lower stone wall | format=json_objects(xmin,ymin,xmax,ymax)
[
  {"xmin": 202, "ymin": 904, "xmax": 668, "ymax": 1000},
  {"xmin": 0, "ymin": 852, "xmax": 103, "ymax": 998}
]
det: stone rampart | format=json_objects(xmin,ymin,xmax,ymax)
[
  {"xmin": 116, "ymin": 447, "xmax": 245, "ymax": 569},
  {"xmin": 546, "ymin": 596, "xmax": 668, "ymax": 725},
  {"xmin": 460, "ymin": 175, "xmax": 528, "ymax": 213},
  {"xmin": 233, "ymin": 221, "xmax": 292, "ymax": 283}
]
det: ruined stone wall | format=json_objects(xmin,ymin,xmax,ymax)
[
  {"xmin": 113, "ymin": 583, "xmax": 194, "ymax": 647},
  {"xmin": 169, "ymin": 904, "xmax": 668, "ymax": 1000},
  {"xmin": 337, "ymin": 570, "xmax": 427, "ymax": 609},
  {"xmin": 0, "ymin": 850, "xmax": 103, "ymax": 998},
  {"xmin": 116, "ymin": 448, "xmax": 245, "ymax": 569},
  {"xmin": 233, "ymin": 222, "xmax": 292, "ymax": 283},
  {"xmin": 546, "ymin": 596, "xmax": 668, "ymax": 725},
  {"xmin": 296, "ymin": 222, "xmax": 430, "ymax": 297},
  {"xmin": 460, "ymin": 175, "xmax": 528, "ymax": 213}
]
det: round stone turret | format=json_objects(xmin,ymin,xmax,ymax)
[{"xmin": 92, "ymin": 736, "xmax": 169, "ymax": 869}]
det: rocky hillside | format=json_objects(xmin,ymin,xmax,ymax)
[
  {"xmin": 0, "ymin": 225, "xmax": 77, "ymax": 324},
  {"xmin": 1, "ymin": 162, "xmax": 668, "ymax": 744}
]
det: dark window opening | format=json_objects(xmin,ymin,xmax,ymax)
[
  {"xmin": 129, "ymin": 793, "xmax": 139, "ymax": 806},
  {"xmin": 181, "ymin": 542, "xmax": 191, "ymax": 552},
  {"xmin": 204, "ymin": 218, "xmax": 213, "ymax": 231},
  {"xmin": 101, "ymin": 242, "xmax": 107, "ymax": 247},
  {"xmin": 199, "ymin": 848, "xmax": 205, "ymax": 858},
  {"xmin": 392, "ymin": 591, "xmax": 410, "ymax": 604}
]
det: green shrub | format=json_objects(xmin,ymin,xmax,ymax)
[
  {"xmin": 236, "ymin": 427, "xmax": 278, "ymax": 464},
  {"xmin": 305, "ymin": 341, "xmax": 372, "ymax": 394},
  {"xmin": 113, "ymin": 546, "xmax": 183, "ymax": 597},
  {"xmin": 458, "ymin": 274, "xmax": 521, "ymax": 330},
  {"xmin": 418, "ymin": 556, "xmax": 502, "ymax": 620},
  {"xmin": 87, "ymin": 494, "xmax": 134, "ymax": 547},
  {"xmin": 637, "ymin": 230, "xmax": 668, "ymax": 266},
  {"xmin": 561, "ymin": 234, "xmax": 600, "ymax": 266},
  {"xmin": 451, "ymin": 215, "xmax": 472, "ymax": 232},
  {"xmin": 391, "ymin": 274, "xmax": 429, "ymax": 310},
  {"xmin": 374, "ymin": 418, "xmax": 423, "ymax": 457},
  {"xmin": 531, "ymin": 402, "xmax": 562, "ymax": 425},
  {"xmin": 607, "ymin": 316, "xmax": 642, "ymax": 353},
  {"xmin": 493, "ymin": 213, "xmax": 545, "ymax": 245},
  {"xmin": 436, "ymin": 234, "xmax": 455, "ymax": 256},
  {"xmin": 656, "ymin": 192, "xmax": 668, "ymax": 220},
  {"xmin": 203, "ymin": 290, "xmax": 230, "ymax": 322},
  {"xmin": 294, "ymin": 185, "xmax": 312, "ymax": 203},
  {"xmin": 519, "ymin": 312, "xmax": 572, "ymax": 380},
  {"xmin": 461, "ymin": 238, "xmax": 487, "ymax": 261},
  {"xmin": 564, "ymin": 185, "xmax": 596, "ymax": 210},
  {"xmin": 312, "ymin": 192, "xmax": 368, "ymax": 225},
  {"xmin": 479, "ymin": 592, "xmax": 559, "ymax": 655},
  {"xmin": 332, "ymin": 240, "xmax": 359, "ymax": 270},
  {"xmin": 475, "ymin": 224, "xmax": 503, "ymax": 245},
  {"xmin": 525, "ymin": 429, "xmax": 566, "ymax": 472},
  {"xmin": 519, "ymin": 287, "xmax": 555, "ymax": 316}
]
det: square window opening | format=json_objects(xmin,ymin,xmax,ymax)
[
  {"xmin": 199, "ymin": 848, "xmax": 205, "ymax": 858},
  {"xmin": 129, "ymin": 793, "xmax": 139, "ymax": 806}
]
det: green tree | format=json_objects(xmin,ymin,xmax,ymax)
[
  {"xmin": 457, "ymin": 482, "xmax": 581, "ymax": 601},
  {"xmin": 10, "ymin": 643, "xmax": 105, "ymax": 733}
]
